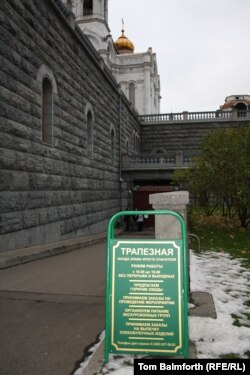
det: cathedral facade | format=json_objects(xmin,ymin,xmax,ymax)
[{"xmin": 70, "ymin": 0, "xmax": 161, "ymax": 115}]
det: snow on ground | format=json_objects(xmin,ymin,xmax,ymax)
[
  {"xmin": 74, "ymin": 251, "xmax": 250, "ymax": 375},
  {"xmin": 189, "ymin": 251, "xmax": 250, "ymax": 359}
]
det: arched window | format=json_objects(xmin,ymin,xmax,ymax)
[
  {"xmin": 42, "ymin": 78, "xmax": 53, "ymax": 145},
  {"xmin": 87, "ymin": 110, "xmax": 93, "ymax": 159},
  {"xmin": 129, "ymin": 83, "xmax": 135, "ymax": 106},
  {"xmin": 37, "ymin": 64, "xmax": 57, "ymax": 146},
  {"xmin": 235, "ymin": 102, "xmax": 247, "ymax": 118},
  {"xmin": 235, "ymin": 102, "xmax": 247, "ymax": 111},
  {"xmin": 83, "ymin": 0, "xmax": 93, "ymax": 15},
  {"xmin": 110, "ymin": 126, "xmax": 115, "ymax": 166}
]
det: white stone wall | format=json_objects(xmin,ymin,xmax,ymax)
[{"xmin": 112, "ymin": 49, "xmax": 161, "ymax": 115}]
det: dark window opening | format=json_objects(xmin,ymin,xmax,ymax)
[
  {"xmin": 42, "ymin": 78, "xmax": 53, "ymax": 145},
  {"xmin": 129, "ymin": 83, "xmax": 135, "ymax": 106},
  {"xmin": 235, "ymin": 102, "xmax": 247, "ymax": 117},
  {"xmin": 111, "ymin": 129, "xmax": 115, "ymax": 166},
  {"xmin": 87, "ymin": 110, "xmax": 93, "ymax": 158},
  {"xmin": 83, "ymin": 0, "xmax": 93, "ymax": 16},
  {"xmin": 235, "ymin": 102, "xmax": 247, "ymax": 111}
]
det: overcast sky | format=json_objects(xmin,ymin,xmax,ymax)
[{"xmin": 108, "ymin": 0, "xmax": 250, "ymax": 113}]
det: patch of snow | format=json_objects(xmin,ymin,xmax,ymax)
[{"xmin": 189, "ymin": 251, "xmax": 250, "ymax": 358}]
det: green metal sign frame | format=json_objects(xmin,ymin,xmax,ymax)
[{"xmin": 105, "ymin": 210, "xmax": 189, "ymax": 362}]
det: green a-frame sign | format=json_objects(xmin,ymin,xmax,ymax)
[{"xmin": 105, "ymin": 210, "xmax": 189, "ymax": 362}]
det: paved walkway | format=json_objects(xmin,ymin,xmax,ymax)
[
  {"xmin": 0, "ymin": 234, "xmax": 216, "ymax": 375},
  {"xmin": 0, "ymin": 238, "xmax": 107, "ymax": 375}
]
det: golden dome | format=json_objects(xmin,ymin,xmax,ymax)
[{"xmin": 114, "ymin": 29, "xmax": 134, "ymax": 54}]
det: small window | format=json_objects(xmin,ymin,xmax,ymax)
[
  {"xmin": 42, "ymin": 78, "xmax": 53, "ymax": 145},
  {"xmin": 87, "ymin": 110, "xmax": 93, "ymax": 159},
  {"xmin": 83, "ymin": 0, "xmax": 93, "ymax": 15},
  {"xmin": 129, "ymin": 83, "xmax": 135, "ymax": 106},
  {"xmin": 110, "ymin": 128, "xmax": 115, "ymax": 166}
]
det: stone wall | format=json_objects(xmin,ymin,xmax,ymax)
[
  {"xmin": 140, "ymin": 120, "xmax": 250, "ymax": 156},
  {"xmin": 0, "ymin": 0, "xmax": 140, "ymax": 251}
]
